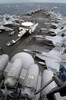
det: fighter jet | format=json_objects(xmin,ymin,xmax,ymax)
[
  {"xmin": 35, "ymin": 35, "xmax": 62, "ymax": 46},
  {"xmin": 3, "ymin": 14, "xmax": 20, "ymax": 26},
  {"xmin": 44, "ymin": 21, "xmax": 66, "ymax": 36},
  {"xmin": 23, "ymin": 48, "xmax": 66, "ymax": 72},
  {"xmin": 45, "ymin": 16, "xmax": 66, "ymax": 30},
  {"xmin": 48, "ymin": 10, "xmax": 62, "ymax": 21},
  {"xmin": 50, "ymin": 22, "xmax": 58, "ymax": 28},
  {"xmin": 0, "ymin": 25, "xmax": 13, "ymax": 32},
  {"xmin": 0, "ymin": 21, "xmax": 13, "ymax": 32},
  {"xmin": 49, "ymin": 25, "xmax": 66, "ymax": 35}
]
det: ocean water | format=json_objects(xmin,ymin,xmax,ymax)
[{"xmin": 0, "ymin": 3, "xmax": 66, "ymax": 16}]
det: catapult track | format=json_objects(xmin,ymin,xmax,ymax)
[{"xmin": 9, "ymin": 34, "xmax": 34, "ymax": 58}]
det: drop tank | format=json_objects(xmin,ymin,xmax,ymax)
[
  {"xmin": 4, "ymin": 58, "xmax": 23, "ymax": 87},
  {"xmin": 21, "ymin": 64, "xmax": 39, "ymax": 99}
]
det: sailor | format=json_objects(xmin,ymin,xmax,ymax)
[
  {"xmin": 37, "ymin": 25, "xmax": 41, "ymax": 35},
  {"xmin": 0, "ymin": 47, "xmax": 3, "ymax": 53}
]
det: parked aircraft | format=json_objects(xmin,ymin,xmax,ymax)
[
  {"xmin": 3, "ymin": 14, "xmax": 20, "ymax": 26},
  {"xmin": 23, "ymin": 48, "xmax": 66, "ymax": 72},
  {"xmin": 18, "ymin": 22, "xmax": 38, "ymax": 38},
  {"xmin": 35, "ymin": 35, "xmax": 62, "ymax": 46},
  {"xmin": 0, "ymin": 25, "xmax": 13, "ymax": 32}
]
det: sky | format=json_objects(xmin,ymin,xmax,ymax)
[{"xmin": 0, "ymin": 0, "xmax": 66, "ymax": 3}]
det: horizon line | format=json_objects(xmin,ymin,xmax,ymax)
[{"xmin": 0, "ymin": 2, "xmax": 66, "ymax": 4}]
